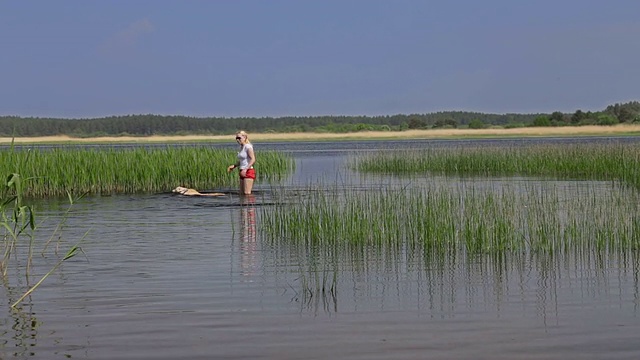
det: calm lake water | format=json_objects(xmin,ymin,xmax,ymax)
[{"xmin": 2, "ymin": 136, "xmax": 640, "ymax": 359}]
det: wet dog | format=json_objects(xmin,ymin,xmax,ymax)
[{"xmin": 172, "ymin": 186, "xmax": 225, "ymax": 197}]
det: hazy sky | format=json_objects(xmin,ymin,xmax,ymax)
[{"xmin": 1, "ymin": 1, "xmax": 639, "ymax": 118}]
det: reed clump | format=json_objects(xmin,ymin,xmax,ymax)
[
  {"xmin": 261, "ymin": 182, "xmax": 640, "ymax": 255},
  {"xmin": 262, "ymin": 181, "xmax": 640, "ymax": 314},
  {"xmin": 353, "ymin": 143, "xmax": 640, "ymax": 188},
  {"xmin": 0, "ymin": 146, "xmax": 294, "ymax": 197}
]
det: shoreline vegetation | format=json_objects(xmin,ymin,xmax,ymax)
[
  {"xmin": 1, "ymin": 147, "xmax": 294, "ymax": 197},
  {"xmin": 2, "ymin": 124, "xmax": 640, "ymax": 144},
  {"xmin": 2, "ymin": 102, "xmax": 638, "ymax": 139}
]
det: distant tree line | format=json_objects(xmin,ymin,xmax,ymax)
[
  {"xmin": 1, "ymin": 101, "xmax": 638, "ymax": 137},
  {"xmin": 529, "ymin": 101, "xmax": 640, "ymax": 127}
]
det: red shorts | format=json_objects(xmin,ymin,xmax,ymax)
[{"xmin": 240, "ymin": 168, "xmax": 256, "ymax": 180}]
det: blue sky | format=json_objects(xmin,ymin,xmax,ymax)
[{"xmin": 1, "ymin": 1, "xmax": 639, "ymax": 118}]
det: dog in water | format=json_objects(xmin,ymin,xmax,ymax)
[{"xmin": 172, "ymin": 186, "xmax": 225, "ymax": 197}]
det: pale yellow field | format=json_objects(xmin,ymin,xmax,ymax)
[{"xmin": 2, "ymin": 124, "xmax": 640, "ymax": 144}]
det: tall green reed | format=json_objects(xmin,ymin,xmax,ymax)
[
  {"xmin": 0, "ymin": 146, "xmax": 294, "ymax": 197},
  {"xmin": 353, "ymin": 143, "xmax": 640, "ymax": 188},
  {"xmin": 261, "ymin": 181, "xmax": 640, "ymax": 256},
  {"xmin": 2, "ymin": 172, "xmax": 85, "ymax": 308},
  {"xmin": 262, "ymin": 182, "xmax": 640, "ymax": 314}
]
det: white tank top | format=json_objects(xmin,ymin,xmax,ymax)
[{"xmin": 237, "ymin": 143, "xmax": 254, "ymax": 169}]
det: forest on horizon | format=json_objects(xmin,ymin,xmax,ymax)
[{"xmin": 1, "ymin": 101, "xmax": 638, "ymax": 138}]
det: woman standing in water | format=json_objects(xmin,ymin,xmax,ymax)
[{"xmin": 227, "ymin": 130, "xmax": 256, "ymax": 195}]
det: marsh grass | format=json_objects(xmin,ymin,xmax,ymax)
[
  {"xmin": 262, "ymin": 143, "xmax": 640, "ymax": 310},
  {"xmin": 261, "ymin": 181, "xmax": 640, "ymax": 313},
  {"xmin": 0, "ymin": 146, "xmax": 294, "ymax": 197},
  {"xmin": 261, "ymin": 181, "xmax": 640, "ymax": 256},
  {"xmin": 353, "ymin": 143, "xmax": 640, "ymax": 189}
]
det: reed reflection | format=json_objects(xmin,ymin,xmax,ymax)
[{"xmin": 262, "ymin": 235, "xmax": 640, "ymax": 321}]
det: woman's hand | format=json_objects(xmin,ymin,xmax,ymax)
[
  {"xmin": 240, "ymin": 168, "xmax": 247, "ymax": 177},
  {"xmin": 227, "ymin": 165, "xmax": 235, "ymax": 173}
]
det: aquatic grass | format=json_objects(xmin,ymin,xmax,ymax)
[
  {"xmin": 261, "ymin": 181, "xmax": 640, "ymax": 256},
  {"xmin": 262, "ymin": 180, "xmax": 640, "ymax": 315},
  {"xmin": 353, "ymin": 143, "xmax": 640, "ymax": 188},
  {"xmin": 0, "ymin": 146, "xmax": 294, "ymax": 197},
  {"xmin": 264, "ymin": 142, "xmax": 640, "ymax": 302},
  {"xmin": 2, "ymin": 170, "xmax": 86, "ymax": 308}
]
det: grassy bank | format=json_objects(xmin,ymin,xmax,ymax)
[
  {"xmin": 2, "ymin": 124, "xmax": 640, "ymax": 144},
  {"xmin": 1, "ymin": 147, "xmax": 294, "ymax": 197}
]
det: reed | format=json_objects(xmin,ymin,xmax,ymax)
[
  {"xmin": 353, "ymin": 143, "xmax": 640, "ymax": 188},
  {"xmin": 262, "ymin": 183, "xmax": 639, "ymax": 314},
  {"xmin": 0, "ymin": 146, "xmax": 294, "ymax": 197},
  {"xmin": 260, "ymin": 182, "xmax": 640, "ymax": 255},
  {"xmin": 2, "ymin": 171, "xmax": 85, "ymax": 308}
]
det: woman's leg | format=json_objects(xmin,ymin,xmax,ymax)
[
  {"xmin": 242, "ymin": 178, "xmax": 254, "ymax": 195},
  {"xmin": 239, "ymin": 178, "xmax": 245, "ymax": 195}
]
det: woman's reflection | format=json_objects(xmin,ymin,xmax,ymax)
[{"xmin": 239, "ymin": 195, "xmax": 257, "ymax": 277}]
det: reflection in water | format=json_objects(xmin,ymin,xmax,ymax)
[
  {"xmin": 238, "ymin": 196, "xmax": 257, "ymax": 278},
  {"xmin": 264, "ymin": 237, "xmax": 640, "ymax": 324},
  {"xmin": 0, "ymin": 300, "xmax": 40, "ymax": 358}
]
